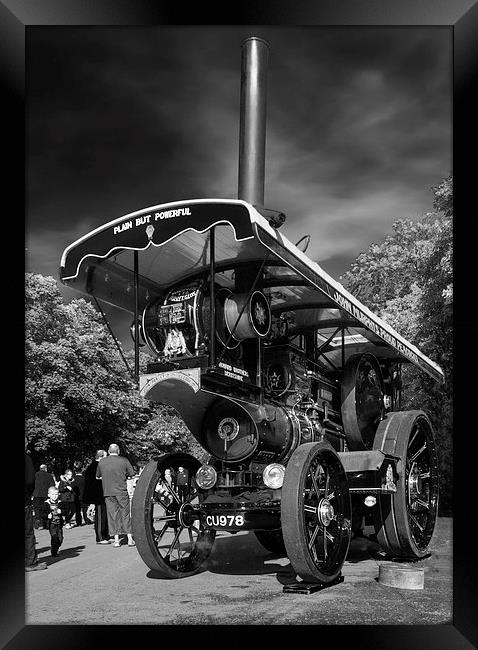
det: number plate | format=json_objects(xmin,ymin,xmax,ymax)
[{"xmin": 205, "ymin": 514, "xmax": 245, "ymax": 528}]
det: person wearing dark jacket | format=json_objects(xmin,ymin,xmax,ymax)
[
  {"xmin": 45, "ymin": 486, "xmax": 64, "ymax": 557},
  {"xmin": 25, "ymin": 444, "xmax": 47, "ymax": 571},
  {"xmin": 58, "ymin": 469, "xmax": 77, "ymax": 528},
  {"xmin": 33, "ymin": 464, "xmax": 55, "ymax": 529},
  {"xmin": 176, "ymin": 466, "xmax": 190, "ymax": 501},
  {"xmin": 73, "ymin": 470, "xmax": 90, "ymax": 525},
  {"xmin": 84, "ymin": 450, "xmax": 110, "ymax": 544}
]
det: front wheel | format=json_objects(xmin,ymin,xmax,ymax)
[
  {"xmin": 131, "ymin": 454, "xmax": 215, "ymax": 578},
  {"xmin": 281, "ymin": 441, "xmax": 352, "ymax": 583}
]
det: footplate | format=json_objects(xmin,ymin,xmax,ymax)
[{"xmin": 338, "ymin": 450, "xmax": 399, "ymax": 494}]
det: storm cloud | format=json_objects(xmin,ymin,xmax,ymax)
[{"xmin": 26, "ymin": 26, "xmax": 451, "ymax": 288}]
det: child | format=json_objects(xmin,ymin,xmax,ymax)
[
  {"xmin": 58, "ymin": 469, "xmax": 77, "ymax": 528},
  {"xmin": 45, "ymin": 486, "xmax": 64, "ymax": 557}
]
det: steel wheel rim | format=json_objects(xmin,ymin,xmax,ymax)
[
  {"xmin": 148, "ymin": 470, "xmax": 211, "ymax": 573},
  {"xmin": 302, "ymin": 451, "xmax": 351, "ymax": 576},
  {"xmin": 405, "ymin": 417, "xmax": 439, "ymax": 550}
]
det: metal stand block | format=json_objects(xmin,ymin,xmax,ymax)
[
  {"xmin": 283, "ymin": 574, "xmax": 344, "ymax": 594},
  {"xmin": 391, "ymin": 553, "xmax": 431, "ymax": 563}
]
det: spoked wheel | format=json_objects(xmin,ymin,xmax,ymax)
[
  {"xmin": 131, "ymin": 453, "xmax": 215, "ymax": 578},
  {"xmin": 373, "ymin": 411, "xmax": 439, "ymax": 558},
  {"xmin": 254, "ymin": 529, "xmax": 286, "ymax": 555},
  {"xmin": 281, "ymin": 442, "xmax": 352, "ymax": 583}
]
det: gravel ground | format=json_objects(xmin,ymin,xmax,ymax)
[{"xmin": 26, "ymin": 517, "xmax": 452, "ymax": 625}]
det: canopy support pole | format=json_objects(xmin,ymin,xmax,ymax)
[
  {"xmin": 257, "ymin": 338, "xmax": 263, "ymax": 404},
  {"xmin": 209, "ymin": 228, "xmax": 216, "ymax": 368},
  {"xmin": 134, "ymin": 251, "xmax": 140, "ymax": 382},
  {"xmin": 93, "ymin": 297, "xmax": 134, "ymax": 378},
  {"xmin": 341, "ymin": 327, "xmax": 345, "ymax": 374}
]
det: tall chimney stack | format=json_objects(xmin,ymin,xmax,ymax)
[{"xmin": 238, "ymin": 37, "xmax": 270, "ymax": 207}]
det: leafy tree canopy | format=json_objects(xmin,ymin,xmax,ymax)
[
  {"xmin": 25, "ymin": 274, "xmax": 200, "ymax": 472},
  {"xmin": 341, "ymin": 175, "xmax": 453, "ymax": 513}
]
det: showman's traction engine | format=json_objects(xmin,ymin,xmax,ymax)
[{"xmin": 60, "ymin": 37, "xmax": 442, "ymax": 585}]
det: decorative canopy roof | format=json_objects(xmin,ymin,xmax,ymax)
[{"xmin": 60, "ymin": 198, "xmax": 443, "ymax": 383}]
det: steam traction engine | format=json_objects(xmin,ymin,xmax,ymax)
[
  {"xmin": 59, "ymin": 38, "xmax": 441, "ymax": 585},
  {"xmin": 60, "ymin": 198, "xmax": 441, "ymax": 584}
]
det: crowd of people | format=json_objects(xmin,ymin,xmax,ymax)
[{"xmin": 25, "ymin": 441, "xmax": 141, "ymax": 571}]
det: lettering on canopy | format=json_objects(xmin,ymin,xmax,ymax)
[
  {"xmin": 113, "ymin": 207, "xmax": 192, "ymax": 235},
  {"xmin": 61, "ymin": 201, "xmax": 255, "ymax": 281},
  {"xmin": 255, "ymin": 226, "xmax": 443, "ymax": 383},
  {"xmin": 332, "ymin": 292, "xmax": 421, "ymax": 367}
]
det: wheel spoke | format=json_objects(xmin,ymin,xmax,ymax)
[
  {"xmin": 310, "ymin": 470, "xmax": 321, "ymax": 498},
  {"xmin": 419, "ymin": 471, "xmax": 431, "ymax": 480},
  {"xmin": 409, "ymin": 512, "xmax": 424, "ymax": 533},
  {"xmin": 310, "ymin": 539, "xmax": 319, "ymax": 563},
  {"xmin": 308, "ymin": 524, "xmax": 321, "ymax": 549},
  {"xmin": 304, "ymin": 504, "xmax": 316, "ymax": 514},
  {"xmin": 314, "ymin": 464, "xmax": 325, "ymax": 489},
  {"xmin": 176, "ymin": 536, "xmax": 183, "ymax": 562},
  {"xmin": 410, "ymin": 443, "xmax": 427, "ymax": 463},
  {"xmin": 154, "ymin": 514, "xmax": 177, "ymax": 522},
  {"xmin": 408, "ymin": 426, "xmax": 420, "ymax": 450},
  {"xmin": 324, "ymin": 473, "xmax": 330, "ymax": 498},
  {"xmin": 415, "ymin": 498, "xmax": 430, "ymax": 510},
  {"xmin": 165, "ymin": 525, "xmax": 184, "ymax": 558},
  {"xmin": 155, "ymin": 522, "xmax": 169, "ymax": 544},
  {"xmin": 163, "ymin": 483, "xmax": 182, "ymax": 506}
]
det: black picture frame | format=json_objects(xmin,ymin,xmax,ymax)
[{"xmin": 5, "ymin": 1, "xmax": 476, "ymax": 647}]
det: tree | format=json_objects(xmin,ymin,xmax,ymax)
[
  {"xmin": 341, "ymin": 217, "xmax": 441, "ymax": 313},
  {"xmin": 25, "ymin": 273, "xmax": 207, "ymax": 473},
  {"xmin": 341, "ymin": 176, "xmax": 453, "ymax": 513},
  {"xmin": 25, "ymin": 274, "xmax": 151, "ymax": 471},
  {"xmin": 125, "ymin": 405, "xmax": 209, "ymax": 465}
]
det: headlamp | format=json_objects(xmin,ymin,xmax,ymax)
[
  {"xmin": 262, "ymin": 463, "xmax": 285, "ymax": 489},
  {"xmin": 195, "ymin": 465, "xmax": 217, "ymax": 490}
]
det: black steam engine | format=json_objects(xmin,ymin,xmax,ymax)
[
  {"xmin": 59, "ymin": 36, "xmax": 441, "ymax": 585},
  {"xmin": 124, "ymin": 266, "xmax": 431, "ymax": 583}
]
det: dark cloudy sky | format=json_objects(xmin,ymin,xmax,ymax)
[{"xmin": 26, "ymin": 26, "xmax": 451, "ymax": 334}]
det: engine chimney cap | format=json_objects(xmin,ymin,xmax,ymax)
[{"xmin": 241, "ymin": 37, "xmax": 271, "ymax": 49}]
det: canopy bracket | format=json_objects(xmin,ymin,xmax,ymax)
[{"xmin": 93, "ymin": 296, "xmax": 134, "ymax": 379}]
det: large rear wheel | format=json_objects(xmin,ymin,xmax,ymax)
[
  {"xmin": 281, "ymin": 442, "xmax": 352, "ymax": 583},
  {"xmin": 131, "ymin": 453, "xmax": 215, "ymax": 578},
  {"xmin": 373, "ymin": 411, "xmax": 439, "ymax": 558}
]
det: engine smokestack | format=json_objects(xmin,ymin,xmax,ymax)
[{"xmin": 238, "ymin": 37, "xmax": 270, "ymax": 207}]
